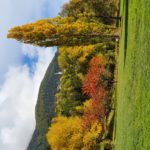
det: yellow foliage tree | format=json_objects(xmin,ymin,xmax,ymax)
[
  {"xmin": 58, "ymin": 45, "xmax": 95, "ymax": 70},
  {"xmin": 82, "ymin": 122, "xmax": 103, "ymax": 150},
  {"xmin": 7, "ymin": 17, "xmax": 115, "ymax": 47},
  {"xmin": 47, "ymin": 116, "xmax": 83, "ymax": 150},
  {"xmin": 47, "ymin": 115, "xmax": 103, "ymax": 150}
]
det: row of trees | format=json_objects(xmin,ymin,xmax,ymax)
[
  {"xmin": 47, "ymin": 53, "xmax": 115, "ymax": 149},
  {"xmin": 7, "ymin": 0, "xmax": 118, "ymax": 149}
]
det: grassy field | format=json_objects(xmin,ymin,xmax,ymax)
[{"xmin": 114, "ymin": 0, "xmax": 150, "ymax": 149}]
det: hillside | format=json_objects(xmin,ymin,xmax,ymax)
[
  {"xmin": 115, "ymin": 0, "xmax": 150, "ymax": 149},
  {"xmin": 27, "ymin": 53, "xmax": 61, "ymax": 150}
]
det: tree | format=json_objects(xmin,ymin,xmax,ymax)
[
  {"xmin": 82, "ymin": 56, "xmax": 109, "ymax": 120},
  {"xmin": 82, "ymin": 54, "xmax": 115, "ymax": 126},
  {"xmin": 47, "ymin": 116, "xmax": 83, "ymax": 150},
  {"xmin": 56, "ymin": 70, "xmax": 85, "ymax": 116},
  {"xmin": 82, "ymin": 56, "xmax": 107, "ymax": 98},
  {"xmin": 7, "ymin": 17, "xmax": 116, "ymax": 47},
  {"xmin": 47, "ymin": 116, "xmax": 103, "ymax": 150},
  {"xmin": 60, "ymin": 0, "xmax": 117, "ymax": 24},
  {"xmin": 58, "ymin": 44, "xmax": 97, "ymax": 75},
  {"xmin": 58, "ymin": 42, "xmax": 115, "ymax": 73},
  {"xmin": 82, "ymin": 99, "xmax": 105, "ymax": 129},
  {"xmin": 82, "ymin": 121, "xmax": 103, "ymax": 150}
]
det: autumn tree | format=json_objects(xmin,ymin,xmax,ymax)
[
  {"xmin": 58, "ymin": 44, "xmax": 98, "ymax": 75},
  {"xmin": 56, "ymin": 70, "xmax": 85, "ymax": 116},
  {"xmin": 7, "ymin": 17, "xmax": 116, "ymax": 47},
  {"xmin": 82, "ymin": 56, "xmax": 107, "ymax": 99},
  {"xmin": 82, "ymin": 56, "xmax": 113, "ymax": 121},
  {"xmin": 47, "ymin": 116, "xmax": 83, "ymax": 150},
  {"xmin": 57, "ymin": 43, "xmax": 115, "ymax": 116},
  {"xmin": 58, "ymin": 42, "xmax": 115, "ymax": 72},
  {"xmin": 60, "ymin": 0, "xmax": 117, "ymax": 24},
  {"xmin": 56, "ymin": 45, "xmax": 97, "ymax": 116},
  {"xmin": 47, "ymin": 115, "xmax": 103, "ymax": 150},
  {"xmin": 82, "ymin": 99, "xmax": 105, "ymax": 130},
  {"xmin": 82, "ymin": 121, "xmax": 103, "ymax": 150}
]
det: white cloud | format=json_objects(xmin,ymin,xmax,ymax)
[
  {"xmin": 0, "ymin": 0, "xmax": 44, "ymax": 82},
  {"xmin": 0, "ymin": 0, "xmax": 69, "ymax": 83},
  {"xmin": 0, "ymin": 46, "xmax": 55, "ymax": 150}
]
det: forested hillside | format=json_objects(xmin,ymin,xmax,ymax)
[
  {"xmin": 8, "ymin": 0, "xmax": 119, "ymax": 149},
  {"xmin": 27, "ymin": 53, "xmax": 61, "ymax": 150}
]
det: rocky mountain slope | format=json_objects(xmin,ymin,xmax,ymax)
[{"xmin": 27, "ymin": 53, "xmax": 60, "ymax": 150}]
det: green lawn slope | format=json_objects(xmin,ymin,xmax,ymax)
[{"xmin": 115, "ymin": 0, "xmax": 150, "ymax": 149}]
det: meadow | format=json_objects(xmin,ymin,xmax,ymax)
[{"xmin": 115, "ymin": 0, "xmax": 150, "ymax": 149}]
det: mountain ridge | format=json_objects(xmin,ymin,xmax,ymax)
[{"xmin": 27, "ymin": 52, "xmax": 61, "ymax": 150}]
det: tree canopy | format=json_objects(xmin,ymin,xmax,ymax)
[
  {"xmin": 60, "ymin": 0, "xmax": 117, "ymax": 24},
  {"xmin": 47, "ymin": 115, "xmax": 103, "ymax": 150},
  {"xmin": 7, "ymin": 17, "xmax": 116, "ymax": 47}
]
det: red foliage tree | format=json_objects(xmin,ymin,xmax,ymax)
[
  {"xmin": 82, "ymin": 56, "xmax": 109, "ymax": 128},
  {"xmin": 82, "ymin": 56, "xmax": 106, "ymax": 99},
  {"xmin": 82, "ymin": 99, "xmax": 105, "ymax": 130}
]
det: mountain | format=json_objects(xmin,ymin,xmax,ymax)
[{"xmin": 27, "ymin": 52, "xmax": 61, "ymax": 150}]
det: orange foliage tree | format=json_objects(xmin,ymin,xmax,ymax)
[{"xmin": 82, "ymin": 56, "xmax": 109, "ymax": 127}]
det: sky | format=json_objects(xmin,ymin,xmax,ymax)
[{"xmin": 0, "ymin": 0, "xmax": 68, "ymax": 150}]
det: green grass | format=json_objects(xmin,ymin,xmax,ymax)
[{"xmin": 115, "ymin": 0, "xmax": 150, "ymax": 149}]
